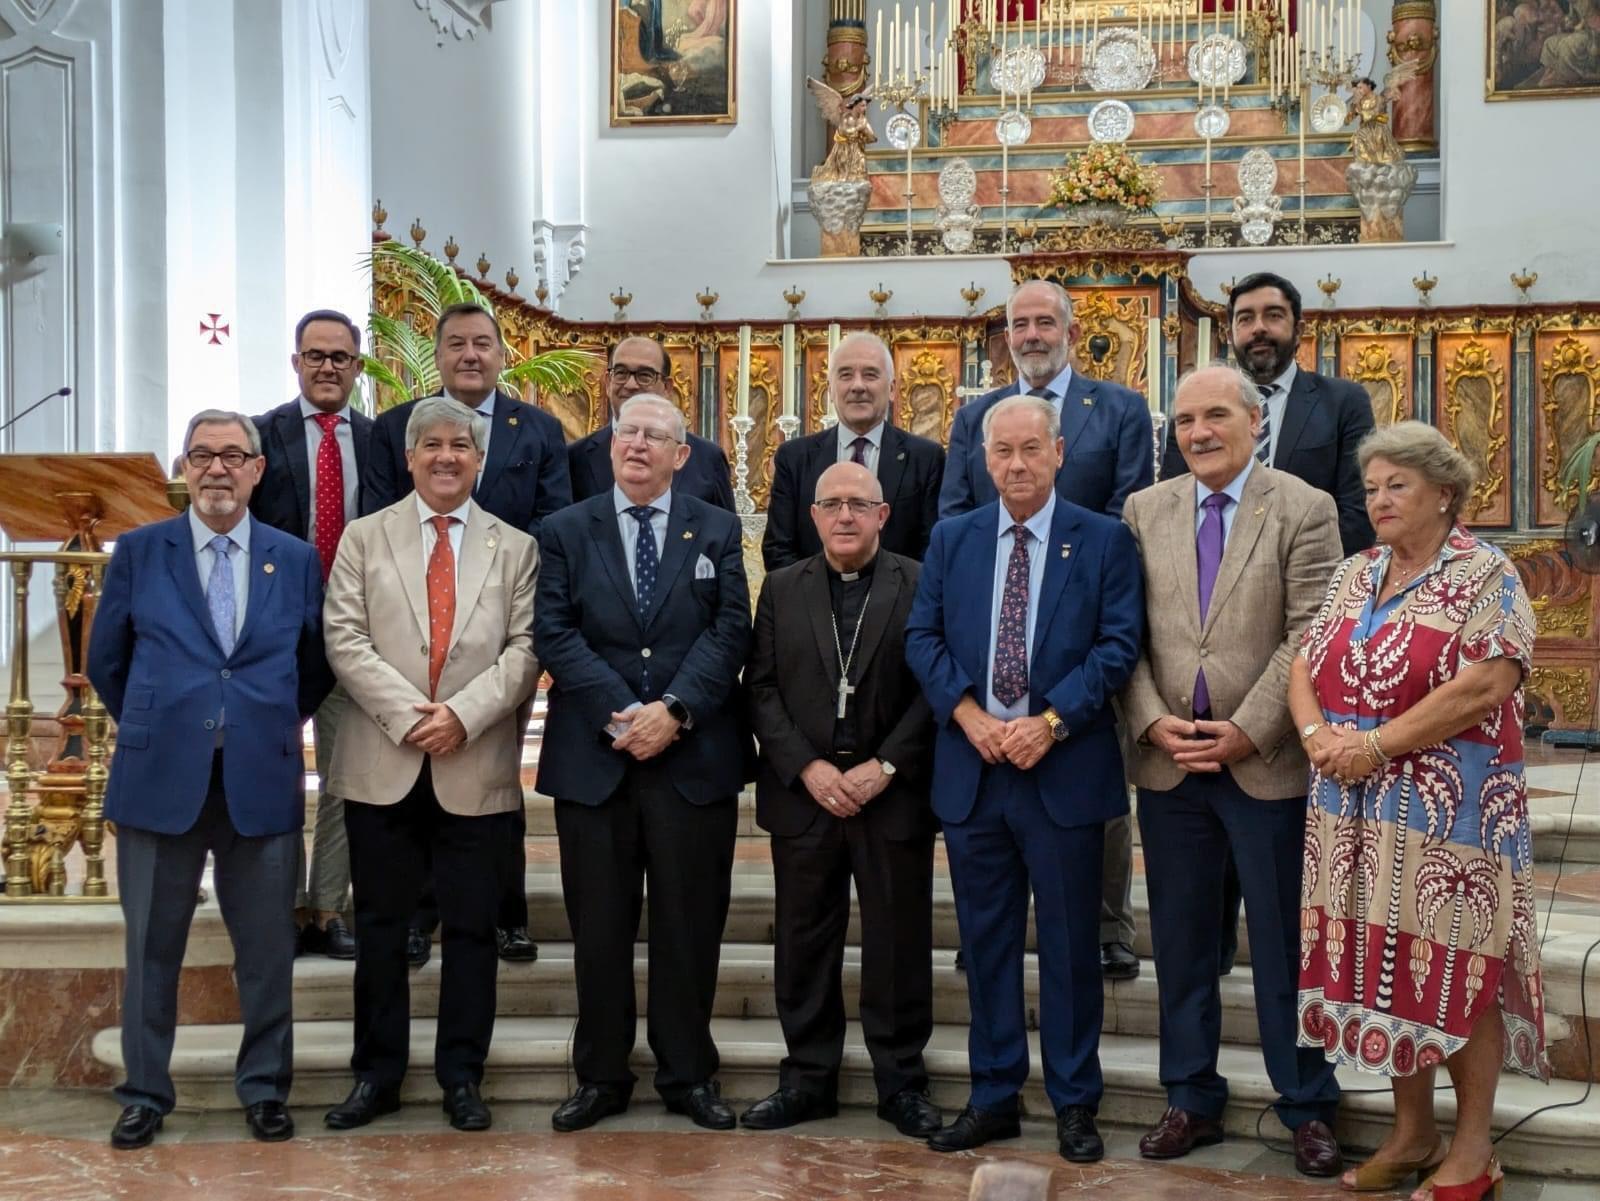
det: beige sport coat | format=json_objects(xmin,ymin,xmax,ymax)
[
  {"xmin": 323, "ymin": 496, "xmax": 540, "ymax": 815},
  {"xmin": 1119, "ymin": 464, "xmax": 1341, "ymax": 800}
]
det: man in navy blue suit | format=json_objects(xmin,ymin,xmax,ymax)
[
  {"xmin": 535, "ymin": 393, "xmax": 752, "ymax": 1135},
  {"xmin": 939, "ymin": 279, "xmax": 1152, "ymax": 984},
  {"xmin": 361, "ymin": 302, "xmax": 569, "ymax": 964},
  {"xmin": 907, "ymin": 394, "xmax": 1143, "ymax": 1164},
  {"xmin": 89, "ymin": 410, "xmax": 330, "ymax": 1150},
  {"xmin": 250, "ymin": 308, "xmax": 372, "ymax": 961},
  {"xmin": 568, "ymin": 335, "xmax": 735, "ymax": 511}
]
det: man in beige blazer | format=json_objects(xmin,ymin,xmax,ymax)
[
  {"xmin": 1119, "ymin": 364, "xmax": 1344, "ymax": 1177},
  {"xmin": 320, "ymin": 396, "xmax": 540, "ymax": 1134}
]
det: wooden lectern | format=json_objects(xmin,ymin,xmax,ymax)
[{"xmin": 0, "ymin": 453, "xmax": 177, "ymax": 898}]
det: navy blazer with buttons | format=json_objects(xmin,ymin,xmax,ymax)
[
  {"xmin": 568, "ymin": 425, "xmax": 735, "ymax": 512},
  {"xmin": 249, "ymin": 397, "xmax": 373, "ymax": 541},
  {"xmin": 87, "ymin": 514, "xmax": 331, "ymax": 837},
  {"xmin": 938, "ymin": 372, "xmax": 1154, "ymax": 520},
  {"xmin": 359, "ymin": 390, "xmax": 572, "ymax": 539}
]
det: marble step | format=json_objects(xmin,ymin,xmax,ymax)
[{"xmin": 88, "ymin": 1017, "xmax": 1600, "ymax": 1178}]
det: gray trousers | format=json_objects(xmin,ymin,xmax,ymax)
[
  {"xmin": 295, "ymin": 685, "xmax": 351, "ymax": 913},
  {"xmin": 1100, "ymin": 812, "xmax": 1136, "ymax": 946},
  {"xmin": 116, "ymin": 755, "xmax": 298, "ymax": 1113}
]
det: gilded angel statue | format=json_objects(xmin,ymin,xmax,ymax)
[
  {"xmin": 1342, "ymin": 60, "xmax": 1422, "ymax": 242},
  {"xmin": 805, "ymin": 76, "xmax": 876, "ymax": 256},
  {"xmin": 1345, "ymin": 59, "xmax": 1422, "ymax": 166}
]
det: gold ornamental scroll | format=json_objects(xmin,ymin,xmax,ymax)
[
  {"xmin": 1437, "ymin": 330, "xmax": 1512, "ymax": 527},
  {"xmin": 1339, "ymin": 334, "xmax": 1415, "ymax": 426},
  {"xmin": 1534, "ymin": 329, "xmax": 1600, "ymax": 527},
  {"xmin": 895, "ymin": 345, "xmax": 960, "ymax": 445},
  {"xmin": 718, "ymin": 343, "xmax": 784, "ymax": 510}
]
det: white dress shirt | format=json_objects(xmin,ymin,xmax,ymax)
[
  {"xmin": 298, "ymin": 396, "xmax": 359, "ymax": 532},
  {"xmin": 613, "ymin": 484, "xmax": 673, "ymax": 590},
  {"xmin": 983, "ymin": 491, "xmax": 1057, "ymax": 720},
  {"xmin": 1256, "ymin": 362, "xmax": 1298, "ymax": 467},
  {"xmin": 190, "ymin": 507, "xmax": 250, "ymax": 639},
  {"xmin": 835, "ymin": 420, "xmax": 885, "ymax": 475},
  {"xmin": 1193, "ymin": 456, "xmax": 1255, "ymax": 545},
  {"xmin": 416, "ymin": 494, "xmax": 471, "ymax": 585}
]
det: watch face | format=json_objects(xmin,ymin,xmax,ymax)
[{"xmin": 1303, "ymin": 723, "xmax": 1319, "ymax": 738}]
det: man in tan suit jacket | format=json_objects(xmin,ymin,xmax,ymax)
[
  {"xmin": 320, "ymin": 397, "xmax": 540, "ymax": 1134},
  {"xmin": 1119, "ymin": 365, "xmax": 1344, "ymax": 1177}
]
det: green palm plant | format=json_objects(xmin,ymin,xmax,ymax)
[{"xmin": 362, "ymin": 241, "xmax": 596, "ymax": 410}]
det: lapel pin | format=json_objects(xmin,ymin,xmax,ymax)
[
  {"xmin": 262, "ymin": 562, "xmax": 275, "ymax": 574},
  {"xmin": 1082, "ymin": 397, "xmax": 1093, "ymax": 406},
  {"xmin": 682, "ymin": 530, "xmax": 695, "ymax": 540},
  {"xmin": 1060, "ymin": 544, "xmax": 1071, "ymax": 559},
  {"xmin": 898, "ymin": 451, "xmax": 906, "ymax": 460},
  {"xmin": 486, "ymin": 537, "xmax": 497, "ymax": 550},
  {"xmin": 507, "ymin": 415, "xmax": 519, "ymax": 426},
  {"xmin": 1254, "ymin": 506, "xmax": 1265, "ymax": 516}
]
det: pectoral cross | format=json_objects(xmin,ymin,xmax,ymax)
[{"xmin": 836, "ymin": 679, "xmax": 856, "ymax": 719}]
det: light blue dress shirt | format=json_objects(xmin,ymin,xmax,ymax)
[
  {"xmin": 190, "ymin": 507, "xmax": 250, "ymax": 640},
  {"xmin": 613, "ymin": 484, "xmax": 673, "ymax": 591},
  {"xmin": 983, "ymin": 491, "xmax": 1057, "ymax": 719},
  {"xmin": 1193, "ymin": 456, "xmax": 1255, "ymax": 545}
]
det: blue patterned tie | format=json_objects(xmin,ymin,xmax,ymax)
[
  {"xmin": 991, "ymin": 524, "xmax": 1031, "ymax": 707},
  {"xmin": 206, "ymin": 534, "xmax": 236, "ymax": 657},
  {"xmin": 628, "ymin": 505, "xmax": 658, "ymax": 693}
]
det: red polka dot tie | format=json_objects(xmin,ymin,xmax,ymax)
[
  {"xmin": 312, "ymin": 412, "xmax": 345, "ymax": 580},
  {"xmin": 426, "ymin": 515, "xmax": 457, "ymax": 698}
]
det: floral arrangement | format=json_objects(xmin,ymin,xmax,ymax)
[{"xmin": 1046, "ymin": 141, "xmax": 1162, "ymax": 212}]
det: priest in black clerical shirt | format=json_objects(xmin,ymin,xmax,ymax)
[{"xmin": 742, "ymin": 461, "xmax": 941, "ymax": 1138}]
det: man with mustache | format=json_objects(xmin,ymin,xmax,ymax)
[{"xmin": 938, "ymin": 279, "xmax": 1152, "ymax": 985}]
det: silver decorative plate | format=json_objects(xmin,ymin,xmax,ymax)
[
  {"xmin": 885, "ymin": 112, "xmax": 922, "ymax": 151},
  {"xmin": 937, "ymin": 157, "xmax": 978, "ymax": 209},
  {"xmin": 988, "ymin": 45, "xmax": 1047, "ymax": 95},
  {"xmin": 1186, "ymin": 34, "xmax": 1247, "ymax": 87},
  {"xmin": 1088, "ymin": 99, "xmax": 1136, "ymax": 144},
  {"xmin": 1309, "ymin": 92, "xmax": 1349, "ymax": 134},
  {"xmin": 995, "ymin": 109, "xmax": 1033, "ymax": 146},
  {"xmin": 1193, "ymin": 103, "xmax": 1231, "ymax": 139},
  {"xmin": 1085, "ymin": 28, "xmax": 1156, "ymax": 92},
  {"xmin": 1235, "ymin": 146, "xmax": 1279, "ymax": 198}
]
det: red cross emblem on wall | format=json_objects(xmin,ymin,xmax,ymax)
[{"xmin": 199, "ymin": 313, "xmax": 231, "ymax": 345}]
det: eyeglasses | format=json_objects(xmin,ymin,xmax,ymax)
[
  {"xmin": 298, "ymin": 349, "xmax": 357, "ymax": 369},
  {"xmin": 607, "ymin": 365, "xmax": 663, "ymax": 387},
  {"xmin": 615, "ymin": 423, "xmax": 678, "ymax": 448},
  {"xmin": 814, "ymin": 498, "xmax": 883, "ymax": 516},
  {"xmin": 185, "ymin": 448, "xmax": 257, "ymax": 470}
]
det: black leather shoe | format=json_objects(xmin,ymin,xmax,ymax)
[
  {"xmin": 877, "ymin": 1088, "xmax": 942, "ymax": 1137},
  {"xmin": 927, "ymin": 1104, "xmax": 1021, "ymax": 1152},
  {"xmin": 551, "ymin": 1083, "xmax": 630, "ymax": 1132},
  {"xmin": 1057, "ymin": 1104, "xmax": 1104, "ymax": 1163},
  {"xmin": 739, "ymin": 1087, "xmax": 837, "ymax": 1130},
  {"xmin": 323, "ymin": 1081, "xmax": 402, "ymax": 1130},
  {"xmin": 322, "ymin": 917, "xmax": 357, "ymax": 960},
  {"xmin": 495, "ymin": 926, "xmax": 539, "ymax": 962},
  {"xmin": 110, "ymin": 1104, "xmax": 163, "ymax": 1150},
  {"xmin": 953, "ymin": 947, "xmax": 966, "ymax": 972},
  {"xmin": 244, "ymin": 1099, "xmax": 295, "ymax": 1142},
  {"xmin": 442, "ymin": 1082, "xmax": 491, "ymax": 1132},
  {"xmin": 1100, "ymin": 941, "xmax": 1140, "ymax": 980},
  {"xmin": 406, "ymin": 927, "xmax": 431, "ymax": 969},
  {"xmin": 665, "ymin": 1081, "xmax": 736, "ymax": 1130}
]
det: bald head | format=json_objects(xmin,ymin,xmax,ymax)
[
  {"xmin": 811, "ymin": 461, "xmax": 889, "ymax": 572},
  {"xmin": 814, "ymin": 460, "xmax": 883, "ymax": 504}
]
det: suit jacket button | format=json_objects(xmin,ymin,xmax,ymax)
[
  {"xmin": 641, "ymin": 647, "xmax": 652, "ymax": 659},
  {"xmin": 204, "ymin": 719, "xmax": 216, "ymax": 730},
  {"xmin": 220, "ymin": 668, "xmax": 231, "ymax": 679},
  {"xmin": 1180, "ymin": 696, "xmax": 1189, "ymax": 706},
  {"xmin": 420, "ymin": 645, "xmax": 428, "ymax": 655},
  {"xmin": 1199, "ymin": 648, "xmax": 1209, "ymax": 658}
]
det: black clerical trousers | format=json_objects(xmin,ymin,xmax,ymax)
[
  {"xmin": 771, "ymin": 752, "xmax": 934, "ymax": 1103},
  {"xmin": 345, "ymin": 761, "xmax": 515, "ymax": 1088},
  {"xmin": 555, "ymin": 759, "xmax": 737, "ymax": 1099}
]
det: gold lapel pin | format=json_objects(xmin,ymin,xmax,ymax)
[
  {"xmin": 262, "ymin": 562, "xmax": 276, "ymax": 574},
  {"xmin": 682, "ymin": 530, "xmax": 695, "ymax": 540},
  {"xmin": 1060, "ymin": 544, "xmax": 1071, "ymax": 558},
  {"xmin": 486, "ymin": 537, "xmax": 497, "ymax": 549},
  {"xmin": 507, "ymin": 416, "xmax": 519, "ymax": 426},
  {"xmin": 1082, "ymin": 398, "xmax": 1093, "ymax": 406},
  {"xmin": 1254, "ymin": 506, "xmax": 1265, "ymax": 516}
]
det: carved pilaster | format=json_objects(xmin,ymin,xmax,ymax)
[{"xmin": 1387, "ymin": 2, "xmax": 1437, "ymax": 151}]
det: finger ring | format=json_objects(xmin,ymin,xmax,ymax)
[{"xmin": 826, "ymin": 795, "xmax": 836, "ymax": 805}]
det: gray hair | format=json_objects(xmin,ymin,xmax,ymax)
[
  {"xmin": 1358, "ymin": 420, "xmax": 1478, "ymax": 519},
  {"xmin": 1175, "ymin": 361, "xmax": 1262, "ymax": 413},
  {"xmin": 982, "ymin": 393, "xmax": 1061, "ymax": 442},
  {"xmin": 618, "ymin": 392, "xmax": 687, "ymax": 442},
  {"xmin": 1005, "ymin": 279, "xmax": 1075, "ymax": 328},
  {"xmin": 829, "ymin": 330, "xmax": 895, "ymax": 378},
  {"xmin": 184, "ymin": 409, "xmax": 261, "ymax": 456},
  {"xmin": 405, "ymin": 395, "xmax": 488, "ymax": 452}
]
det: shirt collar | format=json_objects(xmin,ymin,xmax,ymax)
[
  {"xmin": 414, "ymin": 493, "xmax": 473, "ymax": 528},
  {"xmin": 1195, "ymin": 456, "xmax": 1255, "ymax": 510},
  {"xmin": 189, "ymin": 506, "xmax": 251, "ymax": 553},
  {"xmin": 443, "ymin": 388, "xmax": 497, "ymax": 416},
  {"xmin": 837, "ymin": 420, "xmax": 886, "ymax": 453},
  {"xmin": 997, "ymin": 490, "xmax": 1057, "ymax": 544},
  {"xmin": 612, "ymin": 483, "xmax": 673, "ymax": 518},
  {"xmin": 298, "ymin": 396, "xmax": 351, "ymax": 422},
  {"xmin": 1371, "ymin": 522, "xmax": 1478, "ymax": 587},
  {"xmin": 1263, "ymin": 362, "xmax": 1298, "ymax": 398},
  {"xmin": 1024, "ymin": 363, "xmax": 1075, "ymax": 403}
]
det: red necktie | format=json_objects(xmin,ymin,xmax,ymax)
[
  {"xmin": 312, "ymin": 412, "xmax": 345, "ymax": 580},
  {"xmin": 426, "ymin": 515, "xmax": 457, "ymax": 697}
]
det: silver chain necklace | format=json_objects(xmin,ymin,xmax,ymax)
[{"xmin": 830, "ymin": 585, "xmax": 873, "ymax": 719}]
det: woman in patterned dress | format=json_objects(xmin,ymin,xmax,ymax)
[{"xmin": 1289, "ymin": 422, "xmax": 1546, "ymax": 1201}]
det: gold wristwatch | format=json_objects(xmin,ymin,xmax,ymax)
[
  {"xmin": 1042, "ymin": 707, "xmax": 1069, "ymax": 742},
  {"xmin": 1301, "ymin": 721, "xmax": 1325, "ymax": 742}
]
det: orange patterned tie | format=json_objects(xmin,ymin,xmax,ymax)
[{"xmin": 426, "ymin": 515, "xmax": 456, "ymax": 697}]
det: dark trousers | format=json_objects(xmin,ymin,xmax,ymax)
[
  {"xmin": 412, "ymin": 801, "xmax": 528, "ymax": 935},
  {"xmin": 943, "ymin": 763, "xmax": 1105, "ymax": 1113},
  {"xmin": 771, "ymin": 807, "xmax": 934, "ymax": 1102},
  {"xmin": 344, "ymin": 762, "xmax": 515, "ymax": 1089},
  {"xmin": 116, "ymin": 754, "xmax": 297, "ymax": 1112},
  {"xmin": 554, "ymin": 763, "xmax": 737, "ymax": 1099},
  {"xmin": 1137, "ymin": 771, "xmax": 1340, "ymax": 1130}
]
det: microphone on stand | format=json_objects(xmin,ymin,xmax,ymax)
[{"xmin": 0, "ymin": 386, "xmax": 72, "ymax": 435}]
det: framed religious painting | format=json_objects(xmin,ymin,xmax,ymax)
[
  {"xmin": 1487, "ymin": 0, "xmax": 1600, "ymax": 100},
  {"xmin": 610, "ymin": 0, "xmax": 738, "ymax": 126}
]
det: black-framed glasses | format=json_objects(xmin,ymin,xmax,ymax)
[
  {"xmin": 298, "ymin": 349, "xmax": 357, "ymax": 369},
  {"xmin": 185, "ymin": 448, "xmax": 257, "ymax": 470},
  {"xmin": 815, "ymin": 498, "xmax": 883, "ymax": 516},
  {"xmin": 614, "ymin": 423, "xmax": 678, "ymax": 448},
  {"xmin": 607, "ymin": 365, "xmax": 663, "ymax": 387}
]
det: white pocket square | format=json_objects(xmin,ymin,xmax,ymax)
[{"xmin": 694, "ymin": 553, "xmax": 716, "ymax": 580}]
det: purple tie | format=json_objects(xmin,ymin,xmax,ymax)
[
  {"xmin": 849, "ymin": 436, "xmax": 869, "ymax": 466},
  {"xmin": 991, "ymin": 524, "xmax": 1031, "ymax": 706},
  {"xmin": 1192, "ymin": 492, "xmax": 1230, "ymax": 716}
]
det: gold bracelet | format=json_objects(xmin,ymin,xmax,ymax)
[{"xmin": 1365, "ymin": 728, "xmax": 1390, "ymax": 765}]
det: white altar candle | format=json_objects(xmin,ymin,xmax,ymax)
[
  {"xmin": 781, "ymin": 323, "xmax": 796, "ymax": 419},
  {"xmin": 737, "ymin": 324, "xmax": 752, "ymax": 419},
  {"xmin": 827, "ymin": 322, "xmax": 842, "ymax": 359},
  {"xmin": 876, "ymin": 11, "xmax": 884, "ymax": 91},
  {"xmin": 1197, "ymin": 316, "xmax": 1213, "ymax": 362},
  {"xmin": 1146, "ymin": 317, "xmax": 1162, "ymax": 414}
]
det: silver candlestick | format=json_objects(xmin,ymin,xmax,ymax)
[
  {"xmin": 1150, "ymin": 412, "xmax": 1168, "ymax": 483},
  {"xmin": 775, "ymin": 414, "xmax": 800, "ymax": 443},
  {"xmin": 730, "ymin": 413, "xmax": 756, "ymax": 516}
]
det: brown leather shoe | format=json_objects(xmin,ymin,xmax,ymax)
[
  {"xmin": 1138, "ymin": 1106, "xmax": 1224, "ymax": 1159},
  {"xmin": 1293, "ymin": 1119, "xmax": 1343, "ymax": 1177}
]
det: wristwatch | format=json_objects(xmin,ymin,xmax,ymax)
[
  {"xmin": 1300, "ymin": 721, "xmax": 1324, "ymax": 742},
  {"xmin": 1042, "ymin": 707, "xmax": 1069, "ymax": 742},
  {"xmin": 876, "ymin": 758, "xmax": 897, "ymax": 777},
  {"xmin": 662, "ymin": 694, "xmax": 693, "ymax": 729}
]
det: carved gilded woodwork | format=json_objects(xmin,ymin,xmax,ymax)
[
  {"xmin": 718, "ymin": 347, "xmax": 783, "ymax": 509},
  {"xmin": 662, "ymin": 344, "xmax": 701, "ymax": 433},
  {"xmin": 1296, "ymin": 334, "xmax": 1318, "ymax": 373},
  {"xmin": 896, "ymin": 346, "xmax": 959, "ymax": 443},
  {"xmin": 1536, "ymin": 331, "xmax": 1600, "ymax": 525},
  {"xmin": 1509, "ymin": 539, "xmax": 1594, "ymax": 642},
  {"xmin": 1526, "ymin": 665, "xmax": 1597, "ymax": 730},
  {"xmin": 804, "ymin": 343, "xmax": 832, "ymax": 431},
  {"xmin": 1066, "ymin": 290, "xmax": 1157, "ymax": 393},
  {"xmin": 1340, "ymin": 335, "xmax": 1414, "ymax": 425},
  {"xmin": 1438, "ymin": 331, "xmax": 1512, "ymax": 526}
]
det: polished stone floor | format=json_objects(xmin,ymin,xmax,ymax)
[{"xmin": 0, "ymin": 1091, "xmax": 1593, "ymax": 1201}]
